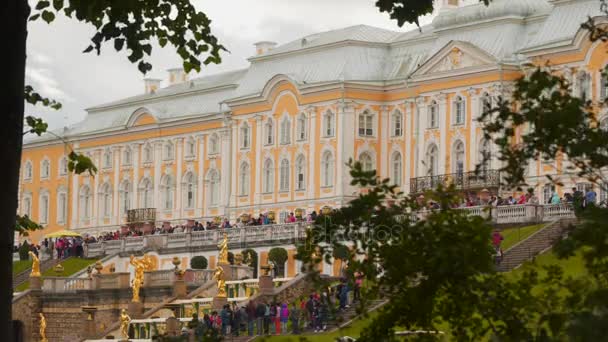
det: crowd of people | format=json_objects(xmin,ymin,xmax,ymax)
[{"xmin": 18, "ymin": 236, "xmax": 86, "ymax": 261}]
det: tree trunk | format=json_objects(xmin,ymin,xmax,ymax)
[{"xmin": 2, "ymin": 0, "xmax": 29, "ymax": 340}]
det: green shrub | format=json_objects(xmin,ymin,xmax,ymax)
[
  {"xmin": 268, "ymin": 247, "xmax": 288, "ymax": 277},
  {"xmin": 190, "ymin": 256, "xmax": 208, "ymax": 270},
  {"xmin": 18, "ymin": 242, "xmax": 30, "ymax": 261},
  {"xmin": 228, "ymin": 252, "xmax": 234, "ymax": 265}
]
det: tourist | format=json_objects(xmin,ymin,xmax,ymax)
[
  {"xmin": 550, "ymin": 191, "xmax": 561, "ymax": 204},
  {"xmin": 246, "ymin": 300, "xmax": 256, "ymax": 336},
  {"xmin": 264, "ymin": 302, "xmax": 271, "ymax": 334},
  {"xmin": 310, "ymin": 210, "xmax": 318, "ymax": 221},
  {"xmin": 305, "ymin": 295, "xmax": 315, "ymax": 328},
  {"xmin": 572, "ymin": 187, "xmax": 584, "ymax": 208},
  {"xmin": 280, "ymin": 303, "xmax": 289, "ymax": 334},
  {"xmin": 290, "ymin": 303, "xmax": 300, "ymax": 334},
  {"xmin": 338, "ymin": 279, "xmax": 350, "ymax": 310},
  {"xmin": 353, "ymin": 271, "xmax": 363, "ymax": 303},
  {"xmin": 492, "ymin": 230, "xmax": 504, "ymax": 250},
  {"xmin": 269, "ymin": 302, "xmax": 279, "ymax": 334},
  {"xmin": 220, "ymin": 304, "xmax": 232, "ymax": 335},
  {"xmin": 255, "ymin": 300, "xmax": 265, "ymax": 335},
  {"xmin": 585, "ymin": 187, "xmax": 597, "ymax": 206},
  {"xmin": 517, "ymin": 194, "xmax": 526, "ymax": 205},
  {"xmin": 238, "ymin": 305, "xmax": 247, "ymax": 335}
]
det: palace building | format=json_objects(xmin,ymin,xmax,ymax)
[{"xmin": 19, "ymin": 0, "xmax": 608, "ymax": 242}]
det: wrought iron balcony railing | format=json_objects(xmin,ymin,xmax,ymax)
[
  {"xmin": 410, "ymin": 170, "xmax": 500, "ymax": 194},
  {"xmin": 126, "ymin": 208, "xmax": 156, "ymax": 223}
]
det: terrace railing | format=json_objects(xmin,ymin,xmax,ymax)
[{"xmin": 410, "ymin": 170, "xmax": 500, "ymax": 194}]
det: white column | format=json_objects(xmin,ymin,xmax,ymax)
[
  {"xmin": 468, "ymin": 90, "xmax": 478, "ymax": 172},
  {"xmin": 229, "ymin": 123, "xmax": 239, "ymax": 212},
  {"xmin": 380, "ymin": 105, "xmax": 389, "ymax": 179},
  {"xmin": 438, "ymin": 94, "xmax": 448, "ymax": 175},
  {"xmin": 197, "ymin": 134, "xmax": 205, "ymax": 218},
  {"xmin": 70, "ymin": 166, "xmax": 79, "ymax": 228},
  {"xmin": 337, "ymin": 102, "xmax": 356, "ymax": 201},
  {"xmin": 132, "ymin": 143, "xmax": 140, "ymax": 209},
  {"xmin": 254, "ymin": 115, "xmax": 263, "ymax": 210},
  {"xmin": 307, "ymin": 107, "xmax": 317, "ymax": 204},
  {"xmin": 220, "ymin": 124, "xmax": 232, "ymax": 214},
  {"xmin": 153, "ymin": 141, "xmax": 162, "ymax": 209},
  {"xmin": 112, "ymin": 147, "xmax": 120, "ymax": 224},
  {"xmin": 404, "ymin": 101, "xmax": 413, "ymax": 194},
  {"xmin": 175, "ymin": 137, "xmax": 184, "ymax": 218},
  {"xmin": 415, "ymin": 97, "xmax": 426, "ymax": 177}
]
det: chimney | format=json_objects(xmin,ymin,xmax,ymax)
[
  {"xmin": 144, "ymin": 78, "xmax": 162, "ymax": 94},
  {"xmin": 254, "ymin": 41, "xmax": 277, "ymax": 56},
  {"xmin": 167, "ymin": 67, "xmax": 188, "ymax": 85}
]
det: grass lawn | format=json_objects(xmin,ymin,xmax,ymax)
[
  {"xmin": 501, "ymin": 224, "xmax": 546, "ymax": 250},
  {"xmin": 512, "ymin": 250, "xmax": 587, "ymax": 279},
  {"xmin": 15, "ymin": 258, "xmax": 98, "ymax": 292},
  {"xmin": 13, "ymin": 260, "xmax": 32, "ymax": 275}
]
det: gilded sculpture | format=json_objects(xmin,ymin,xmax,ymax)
[
  {"xmin": 129, "ymin": 254, "xmax": 152, "ymax": 302},
  {"xmin": 39, "ymin": 313, "xmax": 47, "ymax": 342},
  {"xmin": 119, "ymin": 309, "xmax": 131, "ymax": 340},
  {"xmin": 217, "ymin": 233, "xmax": 229, "ymax": 264},
  {"xmin": 29, "ymin": 251, "xmax": 41, "ymax": 277},
  {"xmin": 213, "ymin": 265, "xmax": 227, "ymax": 297}
]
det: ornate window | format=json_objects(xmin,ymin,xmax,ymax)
[
  {"xmin": 22, "ymin": 194, "xmax": 32, "ymax": 218},
  {"xmin": 358, "ymin": 110, "xmax": 374, "ymax": 136},
  {"xmin": 391, "ymin": 110, "xmax": 403, "ymax": 137},
  {"xmin": 321, "ymin": 151, "xmax": 334, "ymax": 187},
  {"xmin": 241, "ymin": 122, "xmax": 250, "ymax": 149},
  {"xmin": 453, "ymin": 96, "xmax": 465, "ymax": 125},
  {"xmin": 295, "ymin": 155, "xmax": 306, "ymax": 190},
  {"xmin": 138, "ymin": 178, "xmax": 153, "ymax": 208},
  {"xmin": 263, "ymin": 159, "xmax": 274, "ymax": 193},
  {"xmin": 323, "ymin": 110, "xmax": 335, "ymax": 137},
  {"xmin": 58, "ymin": 156, "xmax": 67, "ymax": 176},
  {"xmin": 359, "ymin": 152, "xmax": 373, "ymax": 172},
  {"xmin": 578, "ymin": 71, "xmax": 591, "ymax": 101},
  {"xmin": 392, "ymin": 152, "xmax": 402, "ymax": 186},
  {"xmin": 239, "ymin": 162, "xmax": 250, "ymax": 196},
  {"xmin": 79, "ymin": 185, "xmax": 92, "ymax": 219},
  {"xmin": 103, "ymin": 149, "xmax": 113, "ymax": 168},
  {"xmin": 209, "ymin": 134, "xmax": 219, "ymax": 154},
  {"xmin": 426, "ymin": 144, "xmax": 439, "ymax": 176},
  {"xmin": 279, "ymin": 159, "xmax": 290, "ymax": 191},
  {"xmin": 40, "ymin": 159, "xmax": 50, "ymax": 179},
  {"xmin": 428, "ymin": 100, "xmax": 438, "ymax": 129},
  {"xmin": 183, "ymin": 172, "xmax": 196, "ymax": 209},
  {"xmin": 543, "ymin": 184, "xmax": 554, "ymax": 204},
  {"xmin": 143, "ymin": 144, "xmax": 153, "ymax": 163},
  {"xmin": 185, "ymin": 138, "xmax": 196, "ymax": 157},
  {"xmin": 264, "ymin": 119, "xmax": 274, "ymax": 145},
  {"xmin": 163, "ymin": 141, "xmax": 174, "ymax": 160},
  {"xmin": 452, "ymin": 141, "xmax": 465, "ymax": 174},
  {"xmin": 208, "ymin": 169, "xmax": 220, "ymax": 206},
  {"xmin": 297, "ymin": 113, "xmax": 307, "ymax": 141},
  {"xmin": 280, "ymin": 116, "xmax": 291, "ymax": 144},
  {"xmin": 601, "ymin": 72, "xmax": 608, "ymax": 102},
  {"xmin": 99, "ymin": 183, "xmax": 112, "ymax": 218},
  {"xmin": 123, "ymin": 147, "xmax": 132, "ymax": 165},
  {"xmin": 23, "ymin": 161, "xmax": 33, "ymax": 180},
  {"xmin": 39, "ymin": 191, "xmax": 49, "ymax": 224},
  {"xmin": 57, "ymin": 190, "xmax": 67, "ymax": 224},
  {"xmin": 160, "ymin": 174, "xmax": 174, "ymax": 210},
  {"xmin": 119, "ymin": 180, "xmax": 131, "ymax": 215}
]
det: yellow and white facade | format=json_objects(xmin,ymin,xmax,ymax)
[{"xmin": 19, "ymin": 0, "xmax": 608, "ymax": 242}]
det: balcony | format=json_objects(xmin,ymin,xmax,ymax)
[
  {"xmin": 126, "ymin": 208, "xmax": 156, "ymax": 224},
  {"xmin": 410, "ymin": 170, "xmax": 500, "ymax": 194}
]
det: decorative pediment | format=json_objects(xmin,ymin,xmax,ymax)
[{"xmin": 413, "ymin": 41, "xmax": 497, "ymax": 77}]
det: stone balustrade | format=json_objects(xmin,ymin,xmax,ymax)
[{"xmin": 42, "ymin": 277, "xmax": 94, "ymax": 292}]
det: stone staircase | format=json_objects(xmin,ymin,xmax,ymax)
[
  {"xmin": 13, "ymin": 257, "xmax": 70, "ymax": 288},
  {"xmin": 497, "ymin": 219, "xmax": 576, "ymax": 272}
]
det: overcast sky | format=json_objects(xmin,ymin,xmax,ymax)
[{"xmin": 25, "ymin": 0, "xmax": 447, "ymax": 131}]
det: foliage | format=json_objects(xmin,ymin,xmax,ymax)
[
  {"xmin": 374, "ymin": 0, "xmax": 490, "ymax": 28},
  {"xmin": 242, "ymin": 248, "xmax": 258, "ymax": 278},
  {"xmin": 190, "ymin": 256, "xmax": 208, "ymax": 270},
  {"xmin": 18, "ymin": 242, "xmax": 30, "ymax": 261},
  {"xmin": 268, "ymin": 248, "xmax": 288, "ymax": 266},
  {"xmin": 15, "ymin": 215, "xmax": 44, "ymax": 237},
  {"xmin": 23, "ymin": 85, "xmax": 62, "ymax": 110}
]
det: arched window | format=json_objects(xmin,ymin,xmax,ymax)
[
  {"xmin": 426, "ymin": 144, "xmax": 439, "ymax": 176},
  {"xmin": 321, "ymin": 151, "xmax": 334, "ymax": 187},
  {"xmin": 578, "ymin": 71, "xmax": 591, "ymax": 101},
  {"xmin": 207, "ymin": 169, "xmax": 220, "ymax": 206},
  {"xmin": 57, "ymin": 190, "xmax": 67, "ymax": 224},
  {"xmin": 279, "ymin": 159, "xmax": 290, "ymax": 191},
  {"xmin": 359, "ymin": 152, "xmax": 373, "ymax": 172},
  {"xmin": 143, "ymin": 144, "xmax": 153, "ymax": 163},
  {"xmin": 392, "ymin": 152, "xmax": 402, "ymax": 186},
  {"xmin": 358, "ymin": 110, "xmax": 374, "ymax": 136},
  {"xmin": 543, "ymin": 184, "xmax": 554, "ymax": 204},
  {"xmin": 119, "ymin": 180, "xmax": 131, "ymax": 214},
  {"xmin": 163, "ymin": 141, "xmax": 174, "ymax": 160},
  {"xmin": 323, "ymin": 110, "xmax": 335, "ymax": 137},
  {"xmin": 241, "ymin": 122, "xmax": 250, "ymax": 149},
  {"xmin": 428, "ymin": 100, "xmax": 438, "ymax": 129},
  {"xmin": 263, "ymin": 159, "xmax": 274, "ymax": 193},
  {"xmin": 123, "ymin": 146, "xmax": 132, "ymax": 165},
  {"xmin": 452, "ymin": 141, "xmax": 465, "ymax": 174},
  {"xmin": 103, "ymin": 149, "xmax": 113, "ymax": 168},
  {"xmin": 185, "ymin": 138, "xmax": 196, "ymax": 157},
  {"xmin": 280, "ymin": 116, "xmax": 291, "ymax": 144},
  {"xmin": 239, "ymin": 162, "xmax": 250, "ymax": 196},
  {"xmin": 601, "ymin": 71, "xmax": 608, "ymax": 102},
  {"xmin": 22, "ymin": 195, "xmax": 32, "ymax": 218},
  {"xmin": 80, "ymin": 185, "xmax": 92, "ymax": 219},
  {"xmin": 264, "ymin": 119, "xmax": 274, "ymax": 145},
  {"xmin": 99, "ymin": 183, "xmax": 112, "ymax": 217},
  {"xmin": 58, "ymin": 156, "xmax": 67, "ymax": 175},
  {"xmin": 209, "ymin": 134, "xmax": 219, "ymax": 154},
  {"xmin": 295, "ymin": 155, "xmax": 306, "ymax": 190},
  {"xmin": 40, "ymin": 159, "xmax": 50, "ymax": 179},
  {"xmin": 453, "ymin": 96, "xmax": 465, "ymax": 125},
  {"xmin": 297, "ymin": 113, "xmax": 307, "ymax": 141},
  {"xmin": 160, "ymin": 174, "xmax": 174, "ymax": 210},
  {"xmin": 391, "ymin": 110, "xmax": 403, "ymax": 136},
  {"xmin": 39, "ymin": 191, "xmax": 49, "ymax": 224},
  {"xmin": 23, "ymin": 161, "xmax": 33, "ymax": 180},
  {"xmin": 479, "ymin": 139, "xmax": 492, "ymax": 172},
  {"xmin": 183, "ymin": 172, "xmax": 196, "ymax": 209},
  {"xmin": 139, "ymin": 178, "xmax": 153, "ymax": 208}
]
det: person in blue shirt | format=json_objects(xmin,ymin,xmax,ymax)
[{"xmin": 585, "ymin": 188, "xmax": 597, "ymax": 206}]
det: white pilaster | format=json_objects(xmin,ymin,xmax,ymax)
[
  {"xmin": 404, "ymin": 101, "xmax": 413, "ymax": 194},
  {"xmin": 468, "ymin": 90, "xmax": 479, "ymax": 172},
  {"xmin": 112, "ymin": 146, "xmax": 120, "ymax": 224},
  {"xmin": 153, "ymin": 141, "xmax": 162, "ymax": 209},
  {"xmin": 307, "ymin": 107, "xmax": 317, "ymax": 204},
  {"xmin": 197, "ymin": 134, "xmax": 205, "ymax": 218},
  {"xmin": 70, "ymin": 167, "xmax": 79, "ymax": 228},
  {"xmin": 219, "ymin": 122, "xmax": 232, "ymax": 214},
  {"xmin": 254, "ymin": 115, "xmax": 263, "ymax": 210},
  {"xmin": 380, "ymin": 105, "xmax": 389, "ymax": 179},
  {"xmin": 415, "ymin": 97, "xmax": 426, "ymax": 177},
  {"xmin": 337, "ymin": 102, "xmax": 356, "ymax": 201},
  {"xmin": 438, "ymin": 94, "xmax": 448, "ymax": 175},
  {"xmin": 132, "ymin": 143, "xmax": 140, "ymax": 209},
  {"xmin": 230, "ymin": 123, "xmax": 239, "ymax": 211},
  {"xmin": 175, "ymin": 137, "xmax": 184, "ymax": 218}
]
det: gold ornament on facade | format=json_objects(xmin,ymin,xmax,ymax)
[
  {"xmin": 94, "ymin": 260, "xmax": 103, "ymax": 274},
  {"xmin": 217, "ymin": 233, "xmax": 229, "ymax": 264},
  {"xmin": 39, "ymin": 313, "xmax": 47, "ymax": 342},
  {"xmin": 234, "ymin": 253, "xmax": 243, "ymax": 266},
  {"xmin": 54, "ymin": 263, "xmax": 64, "ymax": 276},
  {"xmin": 267, "ymin": 211, "xmax": 275, "ymax": 221},
  {"xmin": 213, "ymin": 265, "xmax": 227, "ymax": 297},
  {"xmin": 29, "ymin": 251, "xmax": 41, "ymax": 277},
  {"xmin": 449, "ymin": 47, "xmax": 462, "ymax": 67},
  {"xmin": 295, "ymin": 208, "xmax": 303, "ymax": 219},
  {"xmin": 119, "ymin": 309, "xmax": 131, "ymax": 340},
  {"xmin": 172, "ymin": 256, "xmax": 185, "ymax": 278},
  {"xmin": 130, "ymin": 254, "xmax": 153, "ymax": 303},
  {"xmin": 260, "ymin": 264, "xmax": 272, "ymax": 276}
]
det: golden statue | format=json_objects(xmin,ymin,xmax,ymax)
[
  {"xmin": 29, "ymin": 251, "xmax": 41, "ymax": 277},
  {"xmin": 130, "ymin": 254, "xmax": 152, "ymax": 302},
  {"xmin": 39, "ymin": 313, "xmax": 47, "ymax": 342},
  {"xmin": 119, "ymin": 309, "xmax": 131, "ymax": 340},
  {"xmin": 213, "ymin": 265, "xmax": 227, "ymax": 297},
  {"xmin": 217, "ymin": 233, "xmax": 229, "ymax": 264}
]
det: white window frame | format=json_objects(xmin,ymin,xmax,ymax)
[
  {"xmin": 453, "ymin": 96, "xmax": 466, "ymax": 125},
  {"xmin": 185, "ymin": 138, "xmax": 196, "ymax": 158},
  {"xmin": 80, "ymin": 185, "xmax": 92, "ymax": 219},
  {"xmin": 280, "ymin": 116, "xmax": 291, "ymax": 144},
  {"xmin": 321, "ymin": 151, "xmax": 334, "ymax": 187},
  {"xmin": 279, "ymin": 159, "xmax": 290, "ymax": 192},
  {"xmin": 426, "ymin": 144, "xmax": 439, "ymax": 177},
  {"xmin": 295, "ymin": 155, "xmax": 306, "ymax": 191},
  {"xmin": 392, "ymin": 152, "xmax": 402, "ymax": 186},
  {"xmin": 323, "ymin": 111, "xmax": 335, "ymax": 137},
  {"xmin": 58, "ymin": 156, "xmax": 67, "ymax": 176},
  {"xmin": 123, "ymin": 147, "xmax": 132, "ymax": 165},
  {"xmin": 296, "ymin": 113, "xmax": 307, "ymax": 141},
  {"xmin": 163, "ymin": 141, "xmax": 175, "ymax": 160},
  {"xmin": 358, "ymin": 111, "xmax": 374, "ymax": 137},
  {"xmin": 183, "ymin": 172, "xmax": 196, "ymax": 209},
  {"xmin": 103, "ymin": 150, "xmax": 113, "ymax": 169},
  {"xmin": 208, "ymin": 170, "xmax": 220, "ymax": 206},
  {"xmin": 428, "ymin": 101, "xmax": 438, "ymax": 129},
  {"xmin": 452, "ymin": 141, "xmax": 465, "ymax": 174},
  {"xmin": 40, "ymin": 159, "xmax": 50, "ymax": 179},
  {"xmin": 239, "ymin": 162, "xmax": 250, "ymax": 196},
  {"xmin": 241, "ymin": 122, "xmax": 251, "ymax": 149},
  {"xmin": 24, "ymin": 161, "xmax": 33, "ymax": 181},
  {"xmin": 391, "ymin": 110, "xmax": 403, "ymax": 137},
  {"xmin": 39, "ymin": 192, "xmax": 49, "ymax": 224},
  {"xmin": 263, "ymin": 159, "xmax": 274, "ymax": 193},
  {"xmin": 139, "ymin": 178, "xmax": 153, "ymax": 208},
  {"xmin": 359, "ymin": 152, "xmax": 373, "ymax": 172},
  {"xmin": 161, "ymin": 175, "xmax": 174, "ymax": 210},
  {"xmin": 209, "ymin": 134, "xmax": 220, "ymax": 155},
  {"xmin": 119, "ymin": 181, "xmax": 131, "ymax": 215},
  {"xmin": 143, "ymin": 144, "xmax": 153, "ymax": 163},
  {"xmin": 57, "ymin": 191, "xmax": 67, "ymax": 224}
]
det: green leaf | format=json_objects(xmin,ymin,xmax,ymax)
[
  {"xmin": 41, "ymin": 10, "xmax": 55, "ymax": 24},
  {"xmin": 67, "ymin": 152, "xmax": 97, "ymax": 176},
  {"xmin": 52, "ymin": 0, "xmax": 64, "ymax": 11},
  {"xmin": 29, "ymin": 14, "xmax": 41, "ymax": 21},
  {"xmin": 114, "ymin": 38, "xmax": 125, "ymax": 51},
  {"xmin": 158, "ymin": 38, "xmax": 167, "ymax": 48},
  {"xmin": 83, "ymin": 45, "xmax": 94, "ymax": 53},
  {"xmin": 35, "ymin": 0, "xmax": 50, "ymax": 10},
  {"xmin": 15, "ymin": 215, "xmax": 44, "ymax": 236}
]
